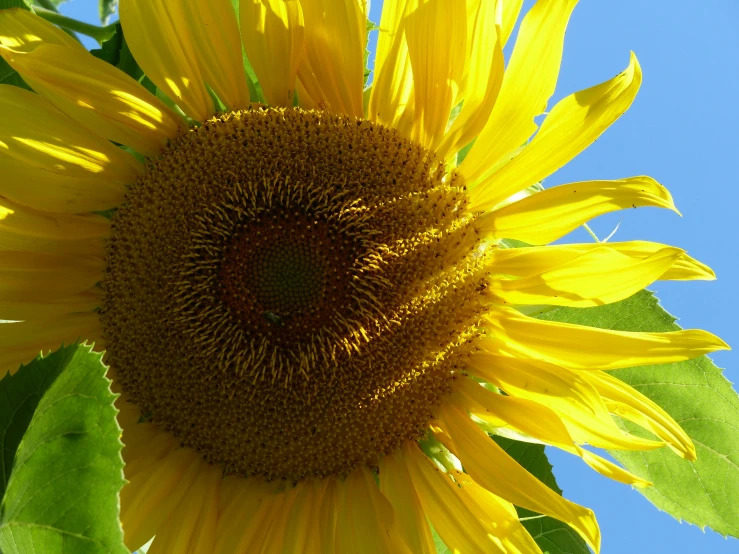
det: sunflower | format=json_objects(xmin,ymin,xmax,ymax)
[{"xmin": 0, "ymin": 1, "xmax": 729, "ymax": 552}]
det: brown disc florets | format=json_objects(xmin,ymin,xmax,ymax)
[{"xmin": 102, "ymin": 108, "xmax": 488, "ymax": 481}]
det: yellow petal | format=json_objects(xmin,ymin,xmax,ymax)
[
  {"xmin": 0, "ymin": 85, "xmax": 138, "ymax": 213},
  {"xmin": 458, "ymin": 376, "xmax": 578, "ymax": 450},
  {"xmin": 582, "ymin": 370, "xmax": 696, "ymax": 460},
  {"xmin": 461, "ymin": 0, "xmax": 579, "ymax": 183},
  {"xmin": 281, "ymin": 480, "xmax": 325, "ymax": 554},
  {"xmin": 404, "ymin": 0, "xmax": 467, "ymax": 149},
  {"xmin": 0, "ymin": 313, "xmax": 102, "ymax": 375},
  {"xmin": 501, "ymin": 0, "xmax": 524, "ymax": 46},
  {"xmin": 214, "ymin": 478, "xmax": 274, "ymax": 554},
  {"xmin": 368, "ymin": 0, "xmax": 414, "ymax": 131},
  {"xmin": 119, "ymin": 0, "xmax": 213, "ymax": 121},
  {"xmin": 335, "ymin": 466, "xmax": 411, "ymax": 554},
  {"xmin": 491, "ymin": 241, "xmax": 714, "ymax": 282},
  {"xmin": 435, "ymin": 402, "xmax": 601, "ymax": 553},
  {"xmin": 298, "ymin": 0, "xmax": 367, "ymax": 117},
  {"xmin": 0, "ymin": 288, "xmax": 101, "ymax": 321},
  {"xmin": 476, "ymin": 176, "xmax": 678, "ymax": 245},
  {"xmin": 317, "ymin": 479, "xmax": 339, "ymax": 553},
  {"xmin": 0, "ymin": 251, "xmax": 102, "ymax": 303},
  {"xmin": 450, "ymin": 469, "xmax": 544, "ymax": 554},
  {"xmin": 259, "ymin": 487, "xmax": 300, "ymax": 554},
  {"xmin": 470, "ymin": 53, "xmax": 643, "ymax": 211},
  {"xmin": 147, "ymin": 463, "xmax": 221, "ymax": 554},
  {"xmin": 0, "ymin": 8, "xmax": 84, "ymax": 52},
  {"xmin": 0, "ymin": 196, "xmax": 108, "ymax": 255},
  {"xmin": 403, "ymin": 442, "xmax": 509, "ymax": 554},
  {"xmin": 180, "ymin": 0, "xmax": 250, "ymax": 112},
  {"xmin": 466, "ymin": 353, "xmax": 664, "ymax": 451},
  {"xmin": 379, "ymin": 450, "xmax": 436, "ymax": 554},
  {"xmin": 575, "ymin": 446, "xmax": 652, "ymax": 488},
  {"xmin": 436, "ymin": 0, "xmax": 504, "ymax": 160},
  {"xmin": 458, "ymin": 378, "xmax": 654, "ymax": 488},
  {"xmin": 240, "ymin": 0, "xmax": 304, "ymax": 107},
  {"xmin": 490, "ymin": 244, "xmax": 684, "ymax": 307},
  {"xmin": 1, "ymin": 43, "xmax": 182, "ymax": 158},
  {"xmin": 483, "ymin": 306, "xmax": 729, "ymax": 370},
  {"xmin": 120, "ymin": 448, "xmax": 203, "ymax": 552}
]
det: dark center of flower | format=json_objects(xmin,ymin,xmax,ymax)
[{"xmin": 102, "ymin": 108, "xmax": 487, "ymax": 481}]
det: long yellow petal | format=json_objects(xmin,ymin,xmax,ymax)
[
  {"xmin": 450, "ymin": 469, "xmax": 544, "ymax": 554},
  {"xmin": 1, "ymin": 44, "xmax": 182, "ymax": 158},
  {"xmin": 147, "ymin": 463, "xmax": 221, "ymax": 554},
  {"xmin": 298, "ymin": 0, "xmax": 366, "ymax": 117},
  {"xmin": 403, "ymin": 442, "xmax": 508, "ymax": 554},
  {"xmin": 470, "ymin": 53, "xmax": 643, "ymax": 211},
  {"xmin": 0, "ymin": 85, "xmax": 138, "ymax": 213},
  {"xmin": 0, "ymin": 288, "xmax": 101, "ymax": 321},
  {"xmin": 335, "ymin": 466, "xmax": 411, "ymax": 554},
  {"xmin": 436, "ymin": 0, "xmax": 504, "ymax": 160},
  {"xmin": 240, "ymin": 0, "xmax": 304, "ymax": 107},
  {"xmin": 0, "ymin": 8, "xmax": 84, "ymax": 52},
  {"xmin": 120, "ymin": 448, "xmax": 203, "ymax": 552},
  {"xmin": 576, "ymin": 447, "xmax": 652, "ymax": 488},
  {"xmin": 582, "ymin": 370, "xmax": 696, "ymax": 460},
  {"xmin": 404, "ymin": 0, "xmax": 467, "ymax": 149},
  {"xmin": 466, "ymin": 353, "xmax": 664, "ymax": 451},
  {"xmin": 260, "ymin": 487, "xmax": 300, "ymax": 554},
  {"xmin": 500, "ymin": 0, "xmax": 524, "ymax": 46},
  {"xmin": 490, "ymin": 241, "xmax": 714, "ymax": 282},
  {"xmin": 180, "ymin": 0, "xmax": 250, "ymax": 112},
  {"xmin": 461, "ymin": 0, "xmax": 579, "ymax": 182},
  {"xmin": 435, "ymin": 402, "xmax": 601, "ymax": 552},
  {"xmin": 119, "ymin": 0, "xmax": 213, "ymax": 121},
  {"xmin": 213, "ymin": 479, "xmax": 274, "ymax": 554},
  {"xmin": 476, "ymin": 176, "xmax": 678, "ymax": 245},
  {"xmin": 489, "ymin": 244, "xmax": 684, "ymax": 307},
  {"xmin": 458, "ymin": 378, "xmax": 653, "ymax": 488},
  {"xmin": 0, "ymin": 251, "xmax": 102, "ymax": 302},
  {"xmin": 379, "ymin": 450, "xmax": 435, "ymax": 554},
  {"xmin": 368, "ymin": 0, "xmax": 414, "ymax": 130},
  {"xmin": 0, "ymin": 197, "xmax": 108, "ymax": 255},
  {"xmin": 483, "ymin": 306, "xmax": 729, "ymax": 370},
  {"xmin": 317, "ymin": 479, "xmax": 339, "ymax": 553},
  {"xmin": 0, "ymin": 313, "xmax": 102, "ymax": 375},
  {"xmin": 281, "ymin": 480, "xmax": 325, "ymax": 554}
]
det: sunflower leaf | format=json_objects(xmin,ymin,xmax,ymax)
[
  {"xmin": 493, "ymin": 436, "xmax": 590, "ymax": 554},
  {"xmin": 99, "ymin": 0, "xmax": 117, "ymax": 25},
  {"xmin": 539, "ymin": 289, "xmax": 739, "ymax": 539},
  {"xmin": 0, "ymin": 343, "xmax": 127, "ymax": 554}
]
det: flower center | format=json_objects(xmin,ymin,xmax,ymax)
[{"xmin": 102, "ymin": 108, "xmax": 487, "ymax": 481}]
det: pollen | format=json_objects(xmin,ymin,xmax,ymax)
[{"xmin": 101, "ymin": 108, "xmax": 489, "ymax": 481}]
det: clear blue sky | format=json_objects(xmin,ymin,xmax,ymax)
[{"xmin": 59, "ymin": 1, "xmax": 739, "ymax": 552}]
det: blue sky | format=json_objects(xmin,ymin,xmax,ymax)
[{"xmin": 59, "ymin": 0, "xmax": 739, "ymax": 552}]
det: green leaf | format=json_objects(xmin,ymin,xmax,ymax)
[
  {"xmin": 0, "ymin": 0, "xmax": 33, "ymax": 10},
  {"xmin": 364, "ymin": 18, "xmax": 378, "ymax": 87},
  {"xmin": 99, "ymin": 0, "xmax": 117, "ymax": 25},
  {"xmin": 91, "ymin": 22, "xmax": 145, "ymax": 81},
  {"xmin": 0, "ymin": 343, "xmax": 127, "ymax": 554},
  {"xmin": 539, "ymin": 290, "xmax": 739, "ymax": 538},
  {"xmin": 493, "ymin": 437, "xmax": 590, "ymax": 554}
]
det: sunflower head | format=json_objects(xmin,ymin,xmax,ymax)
[{"xmin": 102, "ymin": 107, "xmax": 483, "ymax": 481}]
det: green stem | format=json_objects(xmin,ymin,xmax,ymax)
[
  {"xmin": 34, "ymin": 7, "xmax": 116, "ymax": 44},
  {"xmin": 34, "ymin": 0, "xmax": 60, "ymax": 12}
]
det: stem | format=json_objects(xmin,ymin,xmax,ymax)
[
  {"xmin": 34, "ymin": 7, "xmax": 116, "ymax": 44},
  {"xmin": 35, "ymin": 0, "xmax": 60, "ymax": 12}
]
